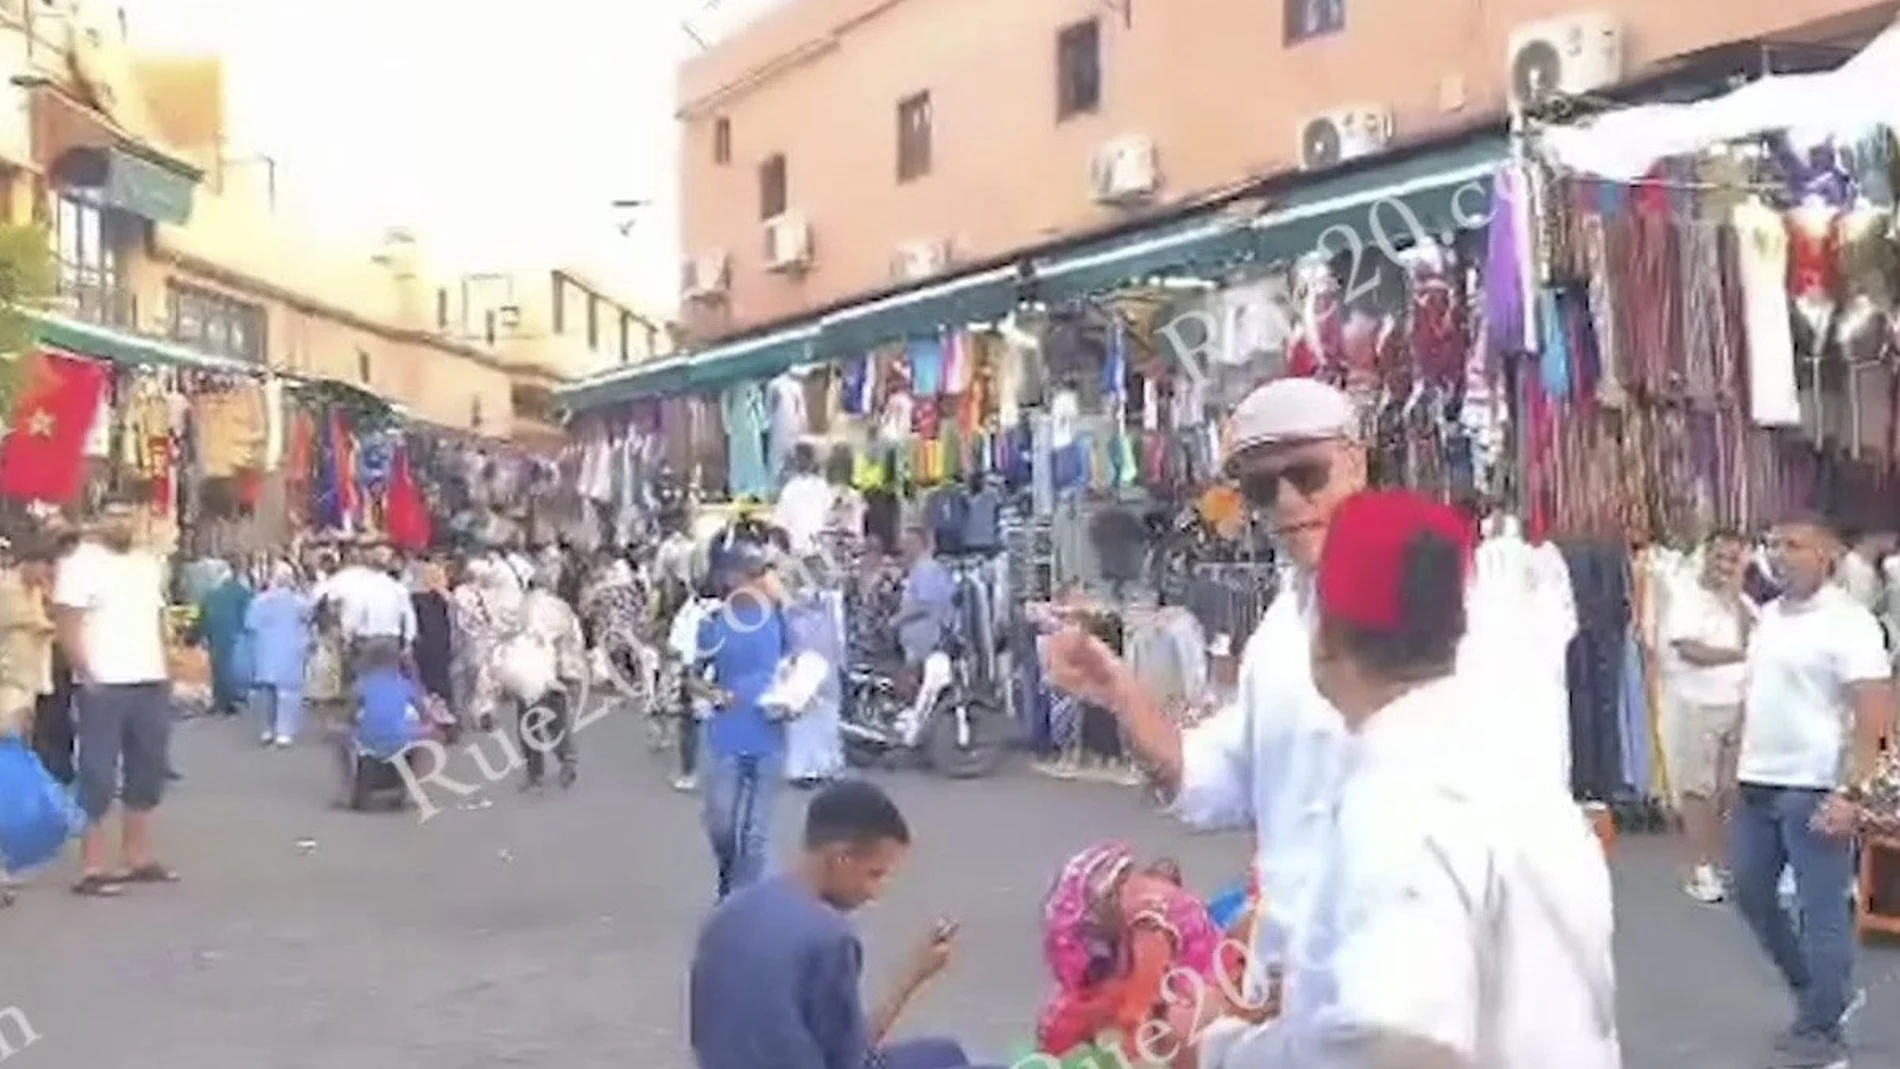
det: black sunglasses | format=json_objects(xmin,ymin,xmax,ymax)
[{"xmin": 1236, "ymin": 457, "xmax": 1333, "ymax": 508}]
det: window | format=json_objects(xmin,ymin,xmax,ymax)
[
  {"xmin": 470, "ymin": 396, "xmax": 484, "ymax": 428},
  {"xmin": 551, "ymin": 275, "xmax": 565, "ymax": 333},
  {"xmin": 1056, "ymin": 19, "xmax": 1101, "ymax": 120},
  {"xmin": 166, "ymin": 280, "xmax": 267, "ymax": 363},
  {"xmin": 52, "ymin": 192, "xmax": 127, "ymax": 326},
  {"xmin": 1284, "ymin": 0, "xmax": 1343, "ymax": 44},
  {"xmin": 585, "ymin": 294, "xmax": 600, "ymax": 350},
  {"xmin": 484, "ymin": 309, "xmax": 497, "ymax": 346},
  {"xmin": 759, "ymin": 154, "xmax": 787, "ymax": 220},
  {"xmin": 896, "ymin": 92, "xmax": 932, "ymax": 182},
  {"xmin": 618, "ymin": 312, "xmax": 632, "ymax": 363},
  {"xmin": 435, "ymin": 287, "xmax": 448, "ymax": 329},
  {"xmin": 713, "ymin": 117, "xmax": 732, "ymax": 165},
  {"xmin": 356, "ymin": 349, "xmax": 372, "ymax": 383}
]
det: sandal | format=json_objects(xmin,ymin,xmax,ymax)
[
  {"xmin": 113, "ymin": 864, "xmax": 181, "ymax": 884},
  {"xmin": 71, "ymin": 873, "xmax": 124, "ymax": 897}
]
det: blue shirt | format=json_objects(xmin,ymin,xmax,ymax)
[
  {"xmin": 698, "ymin": 603, "xmax": 788, "ymax": 759},
  {"xmin": 244, "ymin": 588, "xmax": 311, "ymax": 690},
  {"xmin": 354, "ymin": 667, "xmax": 425, "ymax": 759},
  {"xmin": 898, "ymin": 556, "xmax": 955, "ymax": 663},
  {"xmin": 691, "ymin": 875, "xmax": 867, "ymax": 1069}
]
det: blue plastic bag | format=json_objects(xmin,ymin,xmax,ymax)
[
  {"xmin": 1206, "ymin": 881, "xmax": 1251, "ymax": 933},
  {"xmin": 0, "ymin": 735, "xmax": 83, "ymax": 872}
]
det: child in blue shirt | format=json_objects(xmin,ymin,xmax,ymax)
[{"xmin": 333, "ymin": 642, "xmax": 435, "ymax": 807}]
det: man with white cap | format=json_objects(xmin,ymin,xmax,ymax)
[{"xmin": 1043, "ymin": 378, "xmax": 1561, "ymax": 1027}]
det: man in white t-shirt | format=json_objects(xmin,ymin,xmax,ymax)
[
  {"xmin": 1732, "ymin": 514, "xmax": 1893, "ymax": 1067},
  {"xmin": 51, "ymin": 506, "xmax": 175, "ymax": 897},
  {"xmin": 1663, "ymin": 529, "xmax": 1754, "ymax": 904}
]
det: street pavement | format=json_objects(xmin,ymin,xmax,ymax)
[{"xmin": 4, "ymin": 704, "xmax": 1899, "ymax": 1069}]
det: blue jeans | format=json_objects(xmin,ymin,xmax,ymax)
[
  {"xmin": 701, "ymin": 750, "xmax": 783, "ymax": 900},
  {"xmin": 250, "ymin": 685, "xmax": 303, "ymax": 741},
  {"xmin": 1729, "ymin": 783, "xmax": 1855, "ymax": 1038}
]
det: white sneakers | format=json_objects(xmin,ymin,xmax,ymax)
[{"xmin": 1685, "ymin": 863, "xmax": 1727, "ymax": 904}]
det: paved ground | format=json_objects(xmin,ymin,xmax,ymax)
[{"xmin": 3, "ymin": 705, "xmax": 1899, "ymax": 1069}]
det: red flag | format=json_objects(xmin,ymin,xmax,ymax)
[
  {"xmin": 385, "ymin": 447, "xmax": 431, "ymax": 551},
  {"xmin": 0, "ymin": 349, "xmax": 108, "ymax": 503}
]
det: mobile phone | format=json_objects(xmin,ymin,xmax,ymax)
[{"xmin": 932, "ymin": 918, "xmax": 959, "ymax": 943}]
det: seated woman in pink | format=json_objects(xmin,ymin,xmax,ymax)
[{"xmin": 1035, "ymin": 842, "xmax": 1221, "ymax": 1059}]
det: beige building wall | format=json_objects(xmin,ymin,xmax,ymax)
[
  {"xmin": 0, "ymin": 0, "xmax": 678, "ymax": 441},
  {"xmin": 678, "ymin": 0, "xmax": 1895, "ymax": 337}
]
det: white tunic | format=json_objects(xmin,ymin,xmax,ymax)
[
  {"xmin": 1199, "ymin": 676, "xmax": 1620, "ymax": 1069},
  {"xmin": 1173, "ymin": 572, "xmax": 1564, "ymax": 970}
]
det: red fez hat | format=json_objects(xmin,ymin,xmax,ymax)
[{"xmin": 1317, "ymin": 490, "xmax": 1473, "ymax": 631}]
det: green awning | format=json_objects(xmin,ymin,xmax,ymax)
[
  {"xmin": 1033, "ymin": 216, "xmax": 1259, "ymax": 303},
  {"xmin": 99, "ymin": 147, "xmax": 195, "ymax": 225},
  {"xmin": 1033, "ymin": 134, "xmax": 1506, "ymax": 300},
  {"xmin": 686, "ymin": 324, "xmax": 818, "ymax": 386},
  {"xmin": 34, "ymin": 312, "xmax": 259, "ymax": 374},
  {"xmin": 557, "ymin": 355, "xmax": 691, "ymax": 410},
  {"xmin": 1246, "ymin": 135, "xmax": 1504, "ymax": 263},
  {"xmin": 556, "ymin": 323, "xmax": 819, "ymax": 410},
  {"xmin": 814, "ymin": 265, "xmax": 1017, "ymax": 357}
]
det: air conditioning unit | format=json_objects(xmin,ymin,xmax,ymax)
[
  {"xmin": 1507, "ymin": 12, "xmax": 1624, "ymax": 109},
  {"xmin": 763, "ymin": 212, "xmax": 812, "ymax": 272},
  {"xmin": 681, "ymin": 251, "xmax": 730, "ymax": 301},
  {"xmin": 1090, "ymin": 136, "xmax": 1159, "ymax": 205},
  {"xmin": 892, "ymin": 239, "xmax": 949, "ymax": 281},
  {"xmin": 1296, "ymin": 107, "xmax": 1394, "ymax": 171}
]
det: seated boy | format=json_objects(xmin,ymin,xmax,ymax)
[
  {"xmin": 689, "ymin": 780, "xmax": 994, "ymax": 1069},
  {"xmin": 333, "ymin": 643, "xmax": 438, "ymax": 808}
]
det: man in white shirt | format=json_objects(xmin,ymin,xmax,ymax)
[
  {"xmin": 1168, "ymin": 490, "xmax": 1618, "ymax": 1069},
  {"xmin": 773, "ymin": 443, "xmax": 834, "ymax": 556},
  {"xmin": 1663, "ymin": 529, "xmax": 1753, "ymax": 904},
  {"xmin": 52, "ymin": 505, "xmax": 176, "ymax": 897},
  {"xmin": 325, "ymin": 546, "xmax": 416, "ymax": 658},
  {"xmin": 1042, "ymin": 378, "xmax": 1562, "ymax": 1007},
  {"xmin": 1731, "ymin": 514, "xmax": 1893, "ymax": 1068}
]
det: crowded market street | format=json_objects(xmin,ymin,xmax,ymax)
[{"xmin": 0, "ymin": 702, "xmax": 1893, "ymax": 1069}]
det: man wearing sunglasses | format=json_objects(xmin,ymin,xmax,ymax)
[{"xmin": 1044, "ymin": 377, "xmax": 1552, "ymax": 1013}]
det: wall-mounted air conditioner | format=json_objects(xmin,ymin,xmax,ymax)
[
  {"xmin": 764, "ymin": 212, "xmax": 812, "ymax": 272},
  {"xmin": 1507, "ymin": 12, "xmax": 1624, "ymax": 109},
  {"xmin": 893, "ymin": 239, "xmax": 949, "ymax": 281},
  {"xmin": 1090, "ymin": 135, "xmax": 1159, "ymax": 206},
  {"xmin": 682, "ymin": 251, "xmax": 730, "ymax": 301},
  {"xmin": 1296, "ymin": 106, "xmax": 1394, "ymax": 171}
]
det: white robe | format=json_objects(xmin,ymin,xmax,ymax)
[{"xmin": 1199, "ymin": 676, "xmax": 1620, "ymax": 1069}]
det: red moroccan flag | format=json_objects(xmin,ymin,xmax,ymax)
[{"xmin": 0, "ymin": 349, "xmax": 109, "ymax": 503}]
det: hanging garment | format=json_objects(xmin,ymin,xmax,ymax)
[
  {"xmin": 1732, "ymin": 202, "xmax": 1803, "ymax": 426},
  {"xmin": 722, "ymin": 383, "xmax": 772, "ymax": 498},
  {"xmin": 765, "ymin": 374, "xmax": 806, "ymax": 482}
]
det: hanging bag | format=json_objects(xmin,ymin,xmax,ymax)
[{"xmin": 0, "ymin": 735, "xmax": 83, "ymax": 873}]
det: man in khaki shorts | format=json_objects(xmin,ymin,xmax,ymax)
[{"xmin": 1664, "ymin": 529, "xmax": 1754, "ymax": 903}]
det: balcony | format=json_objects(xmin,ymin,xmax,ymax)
[{"xmin": 56, "ymin": 276, "xmax": 138, "ymax": 330}]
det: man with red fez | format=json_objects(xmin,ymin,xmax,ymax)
[
  {"xmin": 1044, "ymin": 380, "xmax": 1582, "ymax": 1058},
  {"xmin": 1179, "ymin": 490, "xmax": 1615, "ymax": 1068}
]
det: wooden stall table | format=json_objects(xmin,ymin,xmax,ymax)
[{"xmin": 1858, "ymin": 832, "xmax": 1900, "ymax": 939}]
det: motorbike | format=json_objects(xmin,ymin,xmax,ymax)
[{"xmin": 840, "ymin": 650, "xmax": 1007, "ymax": 778}]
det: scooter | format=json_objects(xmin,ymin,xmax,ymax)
[{"xmin": 840, "ymin": 650, "xmax": 1006, "ymax": 778}]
